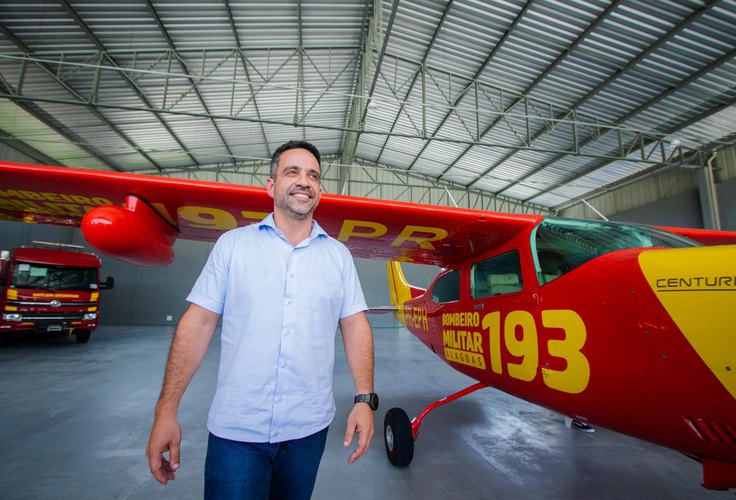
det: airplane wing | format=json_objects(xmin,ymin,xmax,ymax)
[
  {"xmin": 0, "ymin": 162, "xmax": 542, "ymax": 267},
  {"xmin": 655, "ymin": 225, "xmax": 736, "ymax": 246}
]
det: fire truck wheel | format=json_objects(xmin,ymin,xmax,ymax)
[
  {"xmin": 75, "ymin": 330, "xmax": 91, "ymax": 343},
  {"xmin": 384, "ymin": 407, "xmax": 414, "ymax": 467}
]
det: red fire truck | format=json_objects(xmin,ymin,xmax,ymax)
[{"xmin": 0, "ymin": 242, "xmax": 114, "ymax": 343}]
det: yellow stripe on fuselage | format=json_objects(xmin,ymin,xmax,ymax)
[{"xmin": 639, "ymin": 245, "xmax": 736, "ymax": 400}]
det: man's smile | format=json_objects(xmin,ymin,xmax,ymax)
[{"xmin": 289, "ymin": 188, "xmax": 314, "ymax": 200}]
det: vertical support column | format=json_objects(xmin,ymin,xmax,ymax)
[
  {"xmin": 339, "ymin": 0, "xmax": 383, "ymax": 195},
  {"xmin": 697, "ymin": 152, "xmax": 721, "ymax": 230}
]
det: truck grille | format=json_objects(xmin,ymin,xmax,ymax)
[
  {"xmin": 16, "ymin": 312, "xmax": 86, "ymax": 322},
  {"xmin": 8, "ymin": 300, "xmax": 96, "ymax": 308}
]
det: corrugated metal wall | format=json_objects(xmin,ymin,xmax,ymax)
[
  {"xmin": 559, "ymin": 167, "xmax": 698, "ymax": 220},
  {"xmin": 166, "ymin": 159, "xmax": 553, "ymax": 215},
  {"xmin": 716, "ymin": 144, "xmax": 736, "ymax": 183},
  {"xmin": 560, "ymin": 144, "xmax": 736, "ymax": 221}
]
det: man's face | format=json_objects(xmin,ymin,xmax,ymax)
[{"xmin": 267, "ymin": 148, "xmax": 322, "ymax": 221}]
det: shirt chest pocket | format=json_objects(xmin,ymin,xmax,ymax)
[{"xmin": 296, "ymin": 267, "xmax": 343, "ymax": 314}]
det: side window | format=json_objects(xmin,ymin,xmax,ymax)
[
  {"xmin": 472, "ymin": 250, "xmax": 523, "ymax": 298},
  {"xmin": 537, "ymin": 250, "xmax": 566, "ymax": 284},
  {"xmin": 432, "ymin": 270, "xmax": 460, "ymax": 303}
]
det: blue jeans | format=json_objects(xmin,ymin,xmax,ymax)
[{"xmin": 204, "ymin": 427, "xmax": 329, "ymax": 500}]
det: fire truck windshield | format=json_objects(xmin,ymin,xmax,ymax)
[{"xmin": 11, "ymin": 262, "xmax": 98, "ymax": 291}]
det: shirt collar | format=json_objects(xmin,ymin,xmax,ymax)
[{"xmin": 257, "ymin": 213, "xmax": 328, "ymax": 244}]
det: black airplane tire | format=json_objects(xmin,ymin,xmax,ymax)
[
  {"xmin": 384, "ymin": 407, "xmax": 414, "ymax": 467},
  {"xmin": 75, "ymin": 330, "xmax": 91, "ymax": 343}
]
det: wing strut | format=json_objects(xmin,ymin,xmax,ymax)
[{"xmin": 410, "ymin": 382, "xmax": 487, "ymax": 439}]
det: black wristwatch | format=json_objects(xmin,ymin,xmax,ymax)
[{"xmin": 354, "ymin": 393, "xmax": 379, "ymax": 411}]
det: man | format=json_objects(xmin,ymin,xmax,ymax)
[{"xmin": 146, "ymin": 140, "xmax": 376, "ymax": 499}]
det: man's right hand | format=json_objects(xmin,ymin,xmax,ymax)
[
  {"xmin": 145, "ymin": 414, "xmax": 182, "ymax": 485},
  {"xmin": 145, "ymin": 304, "xmax": 219, "ymax": 484}
]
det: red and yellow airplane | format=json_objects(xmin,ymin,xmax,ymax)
[{"xmin": 1, "ymin": 161, "xmax": 735, "ymax": 489}]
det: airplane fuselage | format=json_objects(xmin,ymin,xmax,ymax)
[{"xmin": 399, "ymin": 224, "xmax": 736, "ymax": 470}]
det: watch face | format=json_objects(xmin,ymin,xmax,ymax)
[{"xmin": 356, "ymin": 393, "xmax": 379, "ymax": 410}]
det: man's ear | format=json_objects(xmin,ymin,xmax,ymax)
[{"xmin": 266, "ymin": 177, "xmax": 275, "ymax": 198}]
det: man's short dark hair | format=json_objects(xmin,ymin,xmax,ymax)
[{"xmin": 270, "ymin": 140, "xmax": 321, "ymax": 178}]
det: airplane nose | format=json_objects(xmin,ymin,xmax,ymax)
[{"xmin": 638, "ymin": 245, "xmax": 736, "ymax": 399}]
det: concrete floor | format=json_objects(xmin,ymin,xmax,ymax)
[{"xmin": 0, "ymin": 325, "xmax": 732, "ymax": 499}]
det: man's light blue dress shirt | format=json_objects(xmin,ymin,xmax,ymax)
[{"xmin": 187, "ymin": 214, "xmax": 368, "ymax": 443}]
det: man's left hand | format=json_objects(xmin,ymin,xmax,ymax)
[{"xmin": 343, "ymin": 403, "xmax": 375, "ymax": 464}]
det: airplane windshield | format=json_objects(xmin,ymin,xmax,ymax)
[{"xmin": 533, "ymin": 218, "xmax": 699, "ymax": 285}]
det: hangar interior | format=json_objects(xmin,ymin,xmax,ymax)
[{"xmin": 1, "ymin": 1, "xmax": 736, "ymax": 498}]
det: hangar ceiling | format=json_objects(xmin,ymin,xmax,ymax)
[{"xmin": 0, "ymin": 0, "xmax": 734, "ymax": 214}]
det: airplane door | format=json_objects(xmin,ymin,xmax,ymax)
[{"xmin": 459, "ymin": 249, "xmax": 536, "ymax": 382}]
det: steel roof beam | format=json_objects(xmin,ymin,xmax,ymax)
[
  {"xmin": 144, "ymin": 0, "xmax": 233, "ymax": 165},
  {"xmin": 1, "ymin": 73, "xmax": 706, "ymax": 170},
  {"xmin": 550, "ymin": 94, "xmax": 736, "ymax": 213},
  {"xmin": 133, "ymin": 153, "xmax": 550, "ymax": 215},
  {"xmin": 0, "ymin": 21, "xmax": 140, "ymax": 172},
  {"xmin": 438, "ymin": 0, "xmax": 622, "ymax": 183},
  {"xmin": 339, "ymin": 0, "xmax": 396, "ymax": 187},
  {"xmin": 223, "ymin": 0, "xmax": 271, "ymax": 158},
  {"xmin": 474, "ymin": 0, "xmax": 720, "ymax": 191},
  {"xmin": 374, "ymin": 0, "xmax": 454, "ymax": 164},
  {"xmin": 404, "ymin": 0, "xmax": 536, "ymax": 171},
  {"xmin": 515, "ymin": 46, "xmax": 736, "ymax": 205},
  {"xmin": 0, "ymin": 126, "xmax": 68, "ymax": 167},
  {"xmin": 58, "ymin": 0, "xmax": 182, "ymax": 171}
]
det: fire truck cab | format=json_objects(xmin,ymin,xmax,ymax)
[{"xmin": 0, "ymin": 242, "xmax": 114, "ymax": 343}]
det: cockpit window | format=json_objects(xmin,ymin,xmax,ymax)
[
  {"xmin": 533, "ymin": 218, "xmax": 699, "ymax": 285},
  {"xmin": 471, "ymin": 250, "xmax": 523, "ymax": 298}
]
